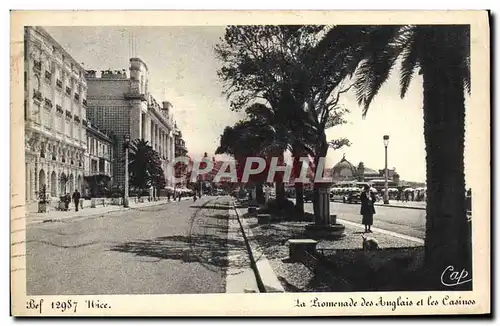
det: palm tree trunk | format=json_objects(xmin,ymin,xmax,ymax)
[
  {"xmin": 292, "ymin": 147, "xmax": 305, "ymax": 216},
  {"xmin": 255, "ymin": 182, "xmax": 265, "ymax": 205},
  {"xmin": 295, "ymin": 182, "xmax": 304, "ymax": 215},
  {"xmin": 421, "ymin": 27, "xmax": 471, "ymax": 287},
  {"xmin": 275, "ymin": 152, "xmax": 286, "ymax": 206}
]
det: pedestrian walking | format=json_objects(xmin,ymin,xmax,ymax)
[
  {"xmin": 360, "ymin": 184, "xmax": 376, "ymax": 233},
  {"xmin": 167, "ymin": 192, "xmax": 171, "ymax": 202},
  {"xmin": 72, "ymin": 189, "xmax": 81, "ymax": 212}
]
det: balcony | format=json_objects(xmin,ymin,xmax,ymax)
[
  {"xmin": 44, "ymin": 98, "xmax": 53, "ymax": 109},
  {"xmin": 33, "ymin": 60, "xmax": 41, "ymax": 73},
  {"xmin": 74, "ymin": 93, "xmax": 80, "ymax": 102},
  {"xmin": 44, "ymin": 71, "xmax": 52, "ymax": 82},
  {"xmin": 82, "ymin": 99, "xmax": 87, "ymax": 107},
  {"xmin": 74, "ymin": 115, "xmax": 80, "ymax": 123},
  {"xmin": 65, "ymin": 110, "xmax": 72, "ymax": 119},
  {"xmin": 56, "ymin": 79, "xmax": 63, "ymax": 89},
  {"xmin": 65, "ymin": 87, "xmax": 71, "ymax": 96},
  {"xmin": 82, "ymin": 119, "xmax": 88, "ymax": 127},
  {"xmin": 124, "ymin": 92, "xmax": 147, "ymax": 102},
  {"xmin": 56, "ymin": 105, "xmax": 63, "ymax": 114},
  {"xmin": 32, "ymin": 89, "xmax": 42, "ymax": 102}
]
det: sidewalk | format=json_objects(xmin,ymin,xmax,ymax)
[
  {"xmin": 234, "ymin": 206, "xmax": 424, "ymax": 292},
  {"xmin": 26, "ymin": 197, "xmax": 192, "ymax": 225}
]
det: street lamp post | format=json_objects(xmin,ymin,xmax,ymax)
[
  {"xmin": 124, "ymin": 134, "xmax": 130, "ymax": 208},
  {"xmin": 383, "ymin": 135, "xmax": 390, "ymax": 205}
]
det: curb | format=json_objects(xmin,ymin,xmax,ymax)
[
  {"xmin": 374, "ymin": 203, "xmax": 426, "ymax": 211},
  {"xmin": 27, "ymin": 199, "xmax": 183, "ymax": 225},
  {"xmin": 27, "ymin": 206, "xmax": 127, "ymax": 225},
  {"xmin": 233, "ymin": 202, "xmax": 285, "ymax": 293}
]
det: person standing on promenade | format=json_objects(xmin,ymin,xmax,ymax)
[{"xmin": 360, "ymin": 184, "xmax": 377, "ymax": 233}]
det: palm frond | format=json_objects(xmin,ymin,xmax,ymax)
[
  {"xmin": 399, "ymin": 30, "xmax": 420, "ymax": 98},
  {"xmin": 353, "ymin": 26, "xmax": 405, "ymax": 115}
]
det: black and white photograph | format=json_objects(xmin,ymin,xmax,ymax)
[{"xmin": 10, "ymin": 10, "xmax": 490, "ymax": 316}]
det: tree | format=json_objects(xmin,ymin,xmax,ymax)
[
  {"xmin": 215, "ymin": 26, "xmax": 351, "ymax": 221},
  {"xmin": 128, "ymin": 139, "xmax": 164, "ymax": 195},
  {"xmin": 319, "ymin": 25, "xmax": 471, "ymax": 283},
  {"xmin": 216, "ymin": 116, "xmax": 278, "ymax": 205},
  {"xmin": 151, "ymin": 150, "xmax": 166, "ymax": 197},
  {"xmin": 84, "ymin": 174, "xmax": 111, "ymax": 197}
]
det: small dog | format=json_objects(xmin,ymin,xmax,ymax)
[{"xmin": 362, "ymin": 234, "xmax": 380, "ymax": 251}]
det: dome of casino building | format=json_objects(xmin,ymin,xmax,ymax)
[{"xmin": 332, "ymin": 155, "xmax": 357, "ymax": 178}]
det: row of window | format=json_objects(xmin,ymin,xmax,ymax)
[
  {"xmin": 87, "ymin": 136, "xmax": 111, "ymax": 158},
  {"xmin": 32, "ymin": 58, "xmax": 87, "ymax": 96},
  {"xmin": 89, "ymin": 158, "xmax": 111, "ymax": 175}
]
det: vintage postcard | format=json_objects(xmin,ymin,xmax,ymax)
[{"xmin": 10, "ymin": 10, "xmax": 490, "ymax": 316}]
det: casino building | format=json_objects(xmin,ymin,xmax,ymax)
[{"xmin": 330, "ymin": 155, "xmax": 400, "ymax": 189}]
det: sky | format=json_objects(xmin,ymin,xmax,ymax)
[{"xmin": 44, "ymin": 26, "xmax": 472, "ymax": 184}]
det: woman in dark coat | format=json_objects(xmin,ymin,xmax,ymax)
[{"xmin": 360, "ymin": 184, "xmax": 376, "ymax": 233}]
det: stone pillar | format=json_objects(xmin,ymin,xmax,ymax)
[
  {"xmin": 315, "ymin": 187, "xmax": 331, "ymax": 225},
  {"xmin": 163, "ymin": 132, "xmax": 166, "ymax": 159},
  {"xmin": 46, "ymin": 166, "xmax": 51, "ymax": 197},
  {"xmin": 170, "ymin": 136, "xmax": 175, "ymax": 160},
  {"xmin": 305, "ymin": 184, "xmax": 345, "ymax": 239},
  {"xmin": 150, "ymin": 120, "xmax": 154, "ymax": 146},
  {"xmin": 155, "ymin": 125, "xmax": 159, "ymax": 152},
  {"xmin": 160, "ymin": 131, "xmax": 164, "ymax": 158}
]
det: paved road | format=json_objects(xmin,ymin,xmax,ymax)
[
  {"xmin": 303, "ymin": 201, "xmax": 426, "ymax": 239},
  {"xmin": 26, "ymin": 196, "xmax": 235, "ymax": 295}
]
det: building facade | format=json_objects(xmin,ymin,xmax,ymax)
[
  {"xmin": 83, "ymin": 122, "xmax": 114, "ymax": 196},
  {"xmin": 173, "ymin": 123, "xmax": 188, "ymax": 187},
  {"xmin": 85, "ymin": 58, "xmax": 176, "ymax": 190},
  {"xmin": 24, "ymin": 27, "xmax": 88, "ymax": 201},
  {"xmin": 330, "ymin": 155, "xmax": 400, "ymax": 189}
]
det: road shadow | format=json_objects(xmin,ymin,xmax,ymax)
[{"xmin": 109, "ymin": 234, "xmax": 246, "ymax": 272}]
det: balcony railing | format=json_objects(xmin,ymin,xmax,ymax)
[
  {"xmin": 65, "ymin": 87, "xmax": 71, "ymax": 96},
  {"xmin": 124, "ymin": 93, "xmax": 147, "ymax": 101},
  {"xmin": 44, "ymin": 71, "xmax": 52, "ymax": 82},
  {"xmin": 65, "ymin": 110, "xmax": 72, "ymax": 119},
  {"xmin": 33, "ymin": 60, "xmax": 41, "ymax": 72},
  {"xmin": 74, "ymin": 115, "xmax": 80, "ymax": 123},
  {"xmin": 74, "ymin": 93, "xmax": 80, "ymax": 102},
  {"xmin": 82, "ymin": 119, "xmax": 88, "ymax": 127},
  {"xmin": 82, "ymin": 99, "xmax": 87, "ymax": 107},
  {"xmin": 32, "ymin": 89, "xmax": 42, "ymax": 102},
  {"xmin": 44, "ymin": 98, "xmax": 53, "ymax": 109},
  {"xmin": 56, "ymin": 79, "xmax": 63, "ymax": 89},
  {"xmin": 56, "ymin": 105, "xmax": 63, "ymax": 114}
]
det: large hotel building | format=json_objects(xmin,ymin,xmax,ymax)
[
  {"xmin": 24, "ymin": 27, "xmax": 88, "ymax": 202},
  {"xmin": 85, "ymin": 58, "xmax": 176, "ymax": 190},
  {"xmin": 25, "ymin": 27, "xmax": 185, "ymax": 206}
]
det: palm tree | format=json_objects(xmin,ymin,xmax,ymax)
[
  {"xmin": 128, "ymin": 139, "xmax": 162, "ymax": 194},
  {"xmin": 319, "ymin": 25, "xmax": 471, "ymax": 281}
]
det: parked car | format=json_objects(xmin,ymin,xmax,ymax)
[{"xmin": 343, "ymin": 191, "xmax": 361, "ymax": 204}]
